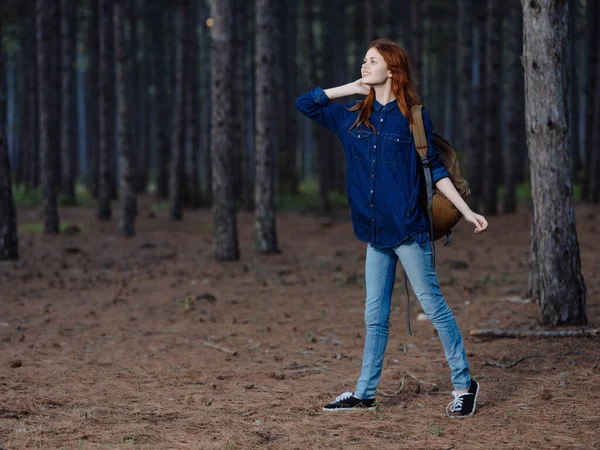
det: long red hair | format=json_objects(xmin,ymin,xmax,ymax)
[{"xmin": 349, "ymin": 39, "xmax": 420, "ymax": 132}]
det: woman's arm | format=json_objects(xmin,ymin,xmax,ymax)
[
  {"xmin": 435, "ymin": 178, "xmax": 489, "ymax": 234},
  {"xmin": 295, "ymin": 80, "xmax": 369, "ymax": 133},
  {"xmin": 324, "ymin": 80, "xmax": 370, "ymax": 99}
]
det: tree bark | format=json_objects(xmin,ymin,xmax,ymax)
[
  {"xmin": 169, "ymin": 2, "xmax": 185, "ymax": 221},
  {"xmin": 210, "ymin": 0, "xmax": 240, "ymax": 261},
  {"xmin": 97, "ymin": 0, "xmax": 113, "ymax": 220},
  {"xmin": 149, "ymin": 0, "xmax": 169, "ymax": 200},
  {"xmin": 86, "ymin": 0, "xmax": 99, "ymax": 196},
  {"xmin": 184, "ymin": 0, "xmax": 201, "ymax": 208},
  {"xmin": 0, "ymin": 14, "xmax": 19, "ymax": 260},
  {"xmin": 467, "ymin": 2, "xmax": 486, "ymax": 210},
  {"xmin": 37, "ymin": 0, "xmax": 60, "ymax": 233},
  {"xmin": 457, "ymin": 0, "xmax": 473, "ymax": 163},
  {"xmin": 503, "ymin": 0, "xmax": 524, "ymax": 214},
  {"xmin": 254, "ymin": 0, "xmax": 280, "ymax": 254},
  {"xmin": 482, "ymin": 0, "xmax": 501, "ymax": 215},
  {"xmin": 60, "ymin": 0, "xmax": 77, "ymax": 204},
  {"xmin": 568, "ymin": 0, "xmax": 582, "ymax": 184},
  {"xmin": 521, "ymin": 0, "xmax": 586, "ymax": 325},
  {"xmin": 114, "ymin": 0, "xmax": 137, "ymax": 236}
]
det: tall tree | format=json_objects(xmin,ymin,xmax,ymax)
[
  {"xmin": 582, "ymin": 0, "xmax": 598, "ymax": 202},
  {"xmin": 279, "ymin": 0, "xmax": 299, "ymax": 195},
  {"xmin": 502, "ymin": 0, "xmax": 524, "ymax": 213},
  {"xmin": 457, "ymin": 0, "xmax": 473, "ymax": 169},
  {"xmin": 184, "ymin": 0, "xmax": 201, "ymax": 208},
  {"xmin": 60, "ymin": 0, "xmax": 77, "ymax": 204},
  {"xmin": 114, "ymin": 0, "xmax": 137, "ymax": 235},
  {"xmin": 0, "ymin": 12, "xmax": 19, "ymax": 260},
  {"xmin": 254, "ymin": 0, "xmax": 280, "ymax": 254},
  {"xmin": 169, "ymin": 2, "xmax": 185, "ymax": 221},
  {"xmin": 97, "ymin": 0, "xmax": 114, "ymax": 220},
  {"xmin": 482, "ymin": 0, "xmax": 501, "ymax": 215},
  {"xmin": 86, "ymin": 0, "xmax": 99, "ymax": 195},
  {"xmin": 149, "ymin": 0, "xmax": 169, "ymax": 199},
  {"xmin": 210, "ymin": 0, "xmax": 240, "ymax": 261},
  {"xmin": 522, "ymin": 0, "xmax": 586, "ymax": 325},
  {"xmin": 37, "ymin": 0, "xmax": 60, "ymax": 233}
]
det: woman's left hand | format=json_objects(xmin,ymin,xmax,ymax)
[{"xmin": 463, "ymin": 211, "xmax": 488, "ymax": 234}]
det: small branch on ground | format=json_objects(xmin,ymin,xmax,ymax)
[
  {"xmin": 469, "ymin": 329, "xmax": 600, "ymax": 338},
  {"xmin": 377, "ymin": 376, "xmax": 405, "ymax": 397},
  {"xmin": 202, "ymin": 341, "xmax": 237, "ymax": 355},
  {"xmin": 484, "ymin": 357, "xmax": 525, "ymax": 369}
]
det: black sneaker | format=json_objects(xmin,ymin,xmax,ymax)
[
  {"xmin": 322, "ymin": 392, "xmax": 376, "ymax": 412},
  {"xmin": 446, "ymin": 380, "xmax": 480, "ymax": 418}
]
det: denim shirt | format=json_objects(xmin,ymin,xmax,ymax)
[{"xmin": 295, "ymin": 87, "xmax": 449, "ymax": 248}]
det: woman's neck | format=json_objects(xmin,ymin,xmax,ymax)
[{"xmin": 372, "ymin": 82, "xmax": 395, "ymax": 106}]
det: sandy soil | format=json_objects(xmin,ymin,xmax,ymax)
[{"xmin": 1, "ymin": 198, "xmax": 599, "ymax": 449}]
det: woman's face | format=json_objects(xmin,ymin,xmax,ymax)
[{"xmin": 361, "ymin": 47, "xmax": 391, "ymax": 86}]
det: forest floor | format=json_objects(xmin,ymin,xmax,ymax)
[{"xmin": 0, "ymin": 198, "xmax": 599, "ymax": 450}]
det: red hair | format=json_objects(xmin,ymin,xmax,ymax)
[{"xmin": 349, "ymin": 39, "xmax": 420, "ymax": 132}]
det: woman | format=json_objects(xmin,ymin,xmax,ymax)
[{"xmin": 295, "ymin": 39, "xmax": 488, "ymax": 418}]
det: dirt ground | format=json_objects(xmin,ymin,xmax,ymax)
[{"xmin": 0, "ymin": 198, "xmax": 599, "ymax": 450}]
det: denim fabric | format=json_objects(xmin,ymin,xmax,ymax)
[
  {"xmin": 354, "ymin": 238, "xmax": 471, "ymax": 399},
  {"xmin": 295, "ymin": 87, "xmax": 449, "ymax": 248}
]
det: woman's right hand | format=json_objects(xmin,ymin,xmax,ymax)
[{"xmin": 353, "ymin": 79, "xmax": 371, "ymax": 96}]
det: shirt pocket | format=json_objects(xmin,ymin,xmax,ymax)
[
  {"xmin": 349, "ymin": 129, "xmax": 372, "ymax": 161},
  {"xmin": 381, "ymin": 132, "xmax": 412, "ymax": 166}
]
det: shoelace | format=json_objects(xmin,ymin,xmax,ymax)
[
  {"xmin": 335, "ymin": 392, "xmax": 354, "ymax": 402},
  {"xmin": 446, "ymin": 391, "xmax": 468, "ymax": 414}
]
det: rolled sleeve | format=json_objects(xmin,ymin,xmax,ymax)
[
  {"xmin": 422, "ymin": 108, "xmax": 450, "ymax": 183},
  {"xmin": 295, "ymin": 87, "xmax": 349, "ymax": 134}
]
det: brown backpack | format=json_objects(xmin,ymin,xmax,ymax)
[{"xmin": 410, "ymin": 105, "xmax": 470, "ymax": 243}]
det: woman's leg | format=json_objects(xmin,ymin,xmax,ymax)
[
  {"xmin": 394, "ymin": 239, "xmax": 471, "ymax": 391},
  {"xmin": 354, "ymin": 244, "xmax": 398, "ymax": 399}
]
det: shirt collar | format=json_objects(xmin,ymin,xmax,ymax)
[{"xmin": 373, "ymin": 98, "xmax": 399, "ymax": 112}]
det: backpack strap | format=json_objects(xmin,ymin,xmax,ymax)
[
  {"xmin": 410, "ymin": 105, "xmax": 428, "ymax": 159},
  {"xmin": 409, "ymin": 105, "xmax": 436, "ymax": 266}
]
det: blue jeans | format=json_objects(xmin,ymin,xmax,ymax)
[{"xmin": 354, "ymin": 239, "xmax": 471, "ymax": 399}]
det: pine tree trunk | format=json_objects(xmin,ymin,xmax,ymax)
[
  {"xmin": 458, "ymin": 0, "xmax": 472, "ymax": 153},
  {"xmin": 231, "ymin": 0, "xmax": 248, "ymax": 208},
  {"xmin": 21, "ymin": 6, "xmax": 39, "ymax": 188},
  {"xmin": 521, "ymin": 0, "xmax": 586, "ymax": 325},
  {"xmin": 114, "ymin": 0, "xmax": 137, "ymax": 236},
  {"xmin": 0, "ymin": 14, "xmax": 19, "ymax": 260},
  {"xmin": 210, "ymin": 0, "xmax": 239, "ymax": 261},
  {"xmin": 169, "ymin": 3, "xmax": 185, "ymax": 221},
  {"xmin": 254, "ymin": 0, "xmax": 280, "ymax": 254},
  {"xmin": 184, "ymin": 0, "xmax": 200, "ymax": 208},
  {"xmin": 86, "ymin": 0, "xmax": 99, "ymax": 195},
  {"xmin": 503, "ymin": 0, "xmax": 524, "ymax": 214},
  {"xmin": 60, "ymin": 0, "xmax": 77, "ymax": 204},
  {"xmin": 199, "ymin": 0, "xmax": 212, "ymax": 205},
  {"xmin": 482, "ymin": 0, "xmax": 501, "ymax": 215},
  {"xmin": 582, "ymin": 0, "xmax": 597, "ymax": 202},
  {"xmin": 568, "ymin": 0, "xmax": 581, "ymax": 184},
  {"xmin": 97, "ymin": 0, "xmax": 113, "ymax": 220},
  {"xmin": 149, "ymin": 0, "xmax": 169, "ymax": 200},
  {"xmin": 37, "ymin": 0, "xmax": 60, "ymax": 233},
  {"xmin": 468, "ymin": 2, "xmax": 486, "ymax": 210}
]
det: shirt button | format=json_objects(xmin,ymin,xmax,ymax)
[
  {"xmin": 370, "ymin": 190, "xmax": 373, "ymax": 193},
  {"xmin": 374, "ymin": 145, "xmax": 376, "ymax": 148},
  {"xmin": 370, "ymin": 204, "xmax": 373, "ymax": 207},
  {"xmin": 372, "ymin": 218, "xmax": 375, "ymax": 222},
  {"xmin": 371, "ymin": 174, "xmax": 374, "ymax": 178},
  {"xmin": 372, "ymin": 159, "xmax": 375, "ymax": 163},
  {"xmin": 380, "ymin": 118, "xmax": 383, "ymax": 122}
]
